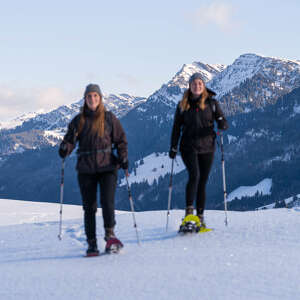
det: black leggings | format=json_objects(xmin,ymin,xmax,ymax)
[
  {"xmin": 78, "ymin": 170, "xmax": 117, "ymax": 240},
  {"xmin": 181, "ymin": 151, "xmax": 214, "ymax": 215}
]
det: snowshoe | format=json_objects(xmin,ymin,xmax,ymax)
[
  {"xmin": 179, "ymin": 215, "xmax": 201, "ymax": 234},
  {"xmin": 105, "ymin": 237, "xmax": 124, "ymax": 254},
  {"xmin": 178, "ymin": 215, "xmax": 212, "ymax": 234}
]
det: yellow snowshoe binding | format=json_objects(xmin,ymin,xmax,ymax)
[{"xmin": 179, "ymin": 215, "xmax": 212, "ymax": 234}]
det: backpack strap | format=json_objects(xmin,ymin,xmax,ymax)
[
  {"xmin": 208, "ymin": 98, "xmax": 217, "ymax": 120},
  {"xmin": 105, "ymin": 111, "xmax": 117, "ymax": 150}
]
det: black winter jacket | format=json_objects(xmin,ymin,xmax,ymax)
[
  {"xmin": 170, "ymin": 92, "xmax": 228, "ymax": 154},
  {"xmin": 61, "ymin": 109, "xmax": 128, "ymax": 174}
]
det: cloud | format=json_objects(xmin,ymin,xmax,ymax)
[
  {"xmin": 187, "ymin": 1, "xmax": 240, "ymax": 33},
  {"xmin": 0, "ymin": 86, "xmax": 74, "ymax": 122}
]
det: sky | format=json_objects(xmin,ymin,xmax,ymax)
[{"xmin": 0, "ymin": 0, "xmax": 300, "ymax": 121}]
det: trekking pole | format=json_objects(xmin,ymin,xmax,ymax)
[
  {"xmin": 218, "ymin": 131, "xmax": 228, "ymax": 226},
  {"xmin": 166, "ymin": 158, "xmax": 175, "ymax": 232},
  {"xmin": 58, "ymin": 158, "xmax": 65, "ymax": 240},
  {"xmin": 125, "ymin": 172, "xmax": 141, "ymax": 245}
]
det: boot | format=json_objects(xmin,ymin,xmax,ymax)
[
  {"xmin": 197, "ymin": 214, "xmax": 206, "ymax": 228},
  {"xmin": 86, "ymin": 238, "xmax": 99, "ymax": 256},
  {"xmin": 104, "ymin": 227, "xmax": 116, "ymax": 242},
  {"xmin": 185, "ymin": 206, "xmax": 194, "ymax": 216}
]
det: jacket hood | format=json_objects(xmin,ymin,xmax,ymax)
[{"xmin": 206, "ymin": 88, "xmax": 216, "ymax": 97}]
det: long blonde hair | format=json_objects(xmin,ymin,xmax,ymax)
[
  {"xmin": 78, "ymin": 98, "xmax": 106, "ymax": 138},
  {"xmin": 179, "ymin": 88, "xmax": 209, "ymax": 112}
]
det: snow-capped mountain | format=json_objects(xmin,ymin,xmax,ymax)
[
  {"xmin": 0, "ymin": 93, "xmax": 146, "ymax": 132},
  {"xmin": 121, "ymin": 61, "xmax": 225, "ymax": 160},
  {"xmin": 147, "ymin": 62, "xmax": 226, "ymax": 107},
  {"xmin": 209, "ymin": 53, "xmax": 300, "ymax": 114},
  {"xmin": 0, "ymin": 53, "xmax": 300, "ymax": 213},
  {"xmin": 0, "ymin": 93, "xmax": 146, "ymax": 156},
  {"xmin": 0, "ymin": 111, "xmax": 42, "ymax": 130},
  {"xmin": 120, "ymin": 53, "xmax": 300, "ymax": 163}
]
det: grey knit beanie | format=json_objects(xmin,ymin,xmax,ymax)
[
  {"xmin": 84, "ymin": 83, "xmax": 102, "ymax": 98},
  {"xmin": 189, "ymin": 73, "xmax": 204, "ymax": 86}
]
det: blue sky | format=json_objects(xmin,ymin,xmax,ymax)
[{"xmin": 0, "ymin": 0, "xmax": 300, "ymax": 121}]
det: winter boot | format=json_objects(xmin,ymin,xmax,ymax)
[
  {"xmin": 104, "ymin": 227, "xmax": 123, "ymax": 253},
  {"xmin": 197, "ymin": 214, "xmax": 206, "ymax": 228},
  {"xmin": 185, "ymin": 206, "xmax": 194, "ymax": 216},
  {"xmin": 86, "ymin": 239, "xmax": 99, "ymax": 256},
  {"xmin": 104, "ymin": 227, "xmax": 116, "ymax": 242}
]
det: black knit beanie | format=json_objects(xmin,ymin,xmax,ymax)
[
  {"xmin": 189, "ymin": 73, "xmax": 204, "ymax": 86},
  {"xmin": 84, "ymin": 84, "xmax": 102, "ymax": 98}
]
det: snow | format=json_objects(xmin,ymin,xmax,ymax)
[
  {"xmin": 227, "ymin": 134, "xmax": 238, "ymax": 144},
  {"xmin": 257, "ymin": 194, "xmax": 300, "ymax": 210},
  {"xmin": 44, "ymin": 130, "xmax": 65, "ymax": 146},
  {"xmin": 257, "ymin": 203, "xmax": 276, "ymax": 210},
  {"xmin": 120, "ymin": 152, "xmax": 185, "ymax": 186},
  {"xmin": 0, "ymin": 112, "xmax": 41, "ymax": 130},
  {"xmin": 13, "ymin": 143, "xmax": 25, "ymax": 153},
  {"xmin": 265, "ymin": 153, "xmax": 291, "ymax": 166},
  {"xmin": 0, "ymin": 199, "xmax": 83, "ymax": 226},
  {"xmin": 293, "ymin": 104, "xmax": 300, "ymax": 114},
  {"xmin": 207, "ymin": 54, "xmax": 265, "ymax": 97},
  {"xmin": 245, "ymin": 128, "xmax": 269, "ymax": 138},
  {"xmin": 0, "ymin": 199, "xmax": 300, "ymax": 300},
  {"xmin": 207, "ymin": 53, "xmax": 300, "ymax": 99},
  {"xmin": 227, "ymin": 178, "xmax": 272, "ymax": 202}
]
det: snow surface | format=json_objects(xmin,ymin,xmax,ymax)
[
  {"xmin": 120, "ymin": 152, "xmax": 185, "ymax": 186},
  {"xmin": 0, "ymin": 199, "xmax": 300, "ymax": 300},
  {"xmin": 227, "ymin": 178, "xmax": 272, "ymax": 202}
]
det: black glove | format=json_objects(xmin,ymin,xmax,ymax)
[
  {"xmin": 217, "ymin": 117, "xmax": 228, "ymax": 130},
  {"xmin": 169, "ymin": 148, "xmax": 177, "ymax": 159},
  {"xmin": 120, "ymin": 159, "xmax": 129, "ymax": 170},
  {"xmin": 58, "ymin": 141, "xmax": 68, "ymax": 159}
]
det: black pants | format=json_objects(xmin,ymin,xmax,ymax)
[
  {"xmin": 78, "ymin": 170, "xmax": 117, "ymax": 240},
  {"xmin": 181, "ymin": 151, "xmax": 214, "ymax": 215}
]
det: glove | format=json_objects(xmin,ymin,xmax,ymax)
[
  {"xmin": 169, "ymin": 148, "xmax": 177, "ymax": 159},
  {"xmin": 120, "ymin": 159, "xmax": 129, "ymax": 170},
  {"xmin": 58, "ymin": 142, "xmax": 68, "ymax": 159},
  {"xmin": 217, "ymin": 117, "xmax": 228, "ymax": 130}
]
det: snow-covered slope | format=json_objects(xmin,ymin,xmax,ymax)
[
  {"xmin": 227, "ymin": 178, "xmax": 272, "ymax": 202},
  {"xmin": 120, "ymin": 152, "xmax": 185, "ymax": 186},
  {"xmin": 140, "ymin": 61, "xmax": 226, "ymax": 109},
  {"xmin": 208, "ymin": 53, "xmax": 300, "ymax": 98},
  {"xmin": 0, "ymin": 112, "xmax": 42, "ymax": 130},
  {"xmin": 1, "ymin": 199, "xmax": 300, "ymax": 300},
  {"xmin": 0, "ymin": 93, "xmax": 146, "ymax": 155},
  {"xmin": 0, "ymin": 93, "xmax": 146, "ymax": 132},
  {"xmin": 208, "ymin": 53, "xmax": 300, "ymax": 114}
]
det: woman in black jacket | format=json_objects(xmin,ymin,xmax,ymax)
[
  {"xmin": 59, "ymin": 84, "xmax": 128, "ymax": 255},
  {"xmin": 169, "ymin": 73, "xmax": 228, "ymax": 227}
]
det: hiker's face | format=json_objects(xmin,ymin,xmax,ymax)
[
  {"xmin": 85, "ymin": 92, "xmax": 101, "ymax": 111},
  {"xmin": 190, "ymin": 79, "xmax": 205, "ymax": 97}
]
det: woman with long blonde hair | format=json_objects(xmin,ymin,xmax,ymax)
[
  {"xmin": 169, "ymin": 73, "xmax": 228, "ymax": 229},
  {"xmin": 59, "ymin": 84, "xmax": 128, "ymax": 256}
]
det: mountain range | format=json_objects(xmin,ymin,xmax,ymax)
[{"xmin": 0, "ymin": 53, "xmax": 299, "ymax": 212}]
